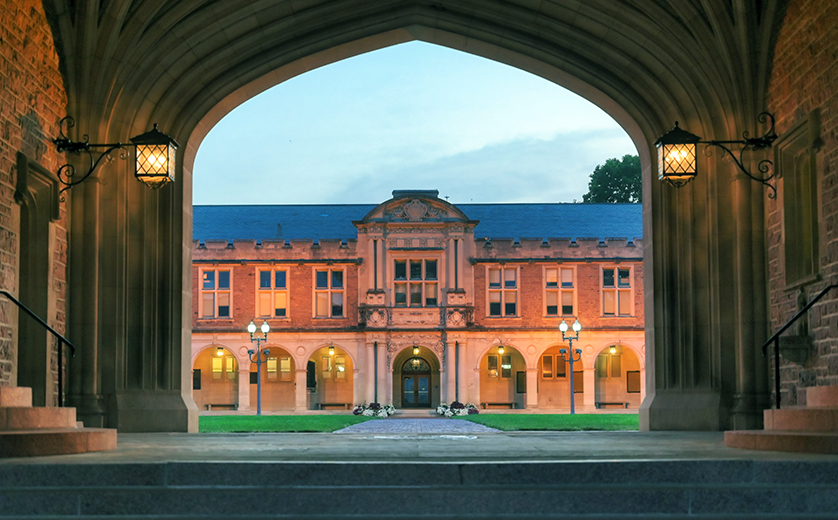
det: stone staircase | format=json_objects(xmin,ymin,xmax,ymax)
[
  {"xmin": 725, "ymin": 386, "xmax": 838, "ymax": 453},
  {"xmin": 0, "ymin": 386, "xmax": 117, "ymax": 457}
]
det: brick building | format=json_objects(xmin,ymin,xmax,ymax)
[{"xmin": 191, "ymin": 190, "xmax": 644, "ymax": 412}]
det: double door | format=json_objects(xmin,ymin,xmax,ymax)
[{"xmin": 402, "ymin": 374, "xmax": 431, "ymax": 407}]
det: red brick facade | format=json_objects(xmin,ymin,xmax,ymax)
[
  {"xmin": 0, "ymin": 0, "xmax": 68, "ymax": 397},
  {"xmin": 766, "ymin": 0, "xmax": 838, "ymax": 405}
]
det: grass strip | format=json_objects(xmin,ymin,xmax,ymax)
[
  {"xmin": 199, "ymin": 415, "xmax": 374, "ymax": 433},
  {"xmin": 460, "ymin": 413, "xmax": 639, "ymax": 431}
]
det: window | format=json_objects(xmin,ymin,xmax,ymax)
[
  {"xmin": 627, "ymin": 371, "xmax": 641, "ymax": 393},
  {"xmin": 321, "ymin": 356, "xmax": 332, "ymax": 379},
  {"xmin": 541, "ymin": 355, "xmax": 553, "ymax": 378},
  {"xmin": 603, "ymin": 267, "xmax": 632, "ymax": 316},
  {"xmin": 315, "ymin": 269, "xmax": 344, "ymax": 318},
  {"xmin": 596, "ymin": 351, "xmax": 622, "ymax": 379},
  {"xmin": 280, "ymin": 357, "xmax": 291, "ymax": 381},
  {"xmin": 212, "ymin": 357, "xmax": 222, "ymax": 380},
  {"xmin": 545, "ymin": 267, "xmax": 575, "ymax": 316},
  {"xmin": 501, "ymin": 355, "xmax": 512, "ymax": 378},
  {"xmin": 267, "ymin": 357, "xmax": 278, "ymax": 380},
  {"xmin": 573, "ymin": 372, "xmax": 584, "ymax": 393},
  {"xmin": 211, "ymin": 356, "xmax": 236, "ymax": 381},
  {"xmin": 192, "ymin": 369, "xmax": 201, "ymax": 390},
  {"xmin": 200, "ymin": 269, "xmax": 231, "ymax": 318},
  {"xmin": 541, "ymin": 354, "xmax": 567, "ymax": 378},
  {"xmin": 488, "ymin": 355, "xmax": 498, "ymax": 378},
  {"xmin": 335, "ymin": 355, "xmax": 346, "ymax": 380},
  {"xmin": 394, "ymin": 259, "xmax": 438, "ymax": 307},
  {"xmin": 258, "ymin": 269, "xmax": 288, "ymax": 318},
  {"xmin": 488, "ymin": 266, "xmax": 518, "ymax": 316}
]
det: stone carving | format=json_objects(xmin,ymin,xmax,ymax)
[
  {"xmin": 385, "ymin": 199, "xmax": 446, "ymax": 222},
  {"xmin": 360, "ymin": 307, "xmax": 390, "ymax": 328},
  {"xmin": 391, "ymin": 308, "xmax": 439, "ymax": 327},
  {"xmin": 444, "ymin": 308, "xmax": 473, "ymax": 328}
]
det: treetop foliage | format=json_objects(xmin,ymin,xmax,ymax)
[{"xmin": 582, "ymin": 154, "xmax": 641, "ymax": 203}]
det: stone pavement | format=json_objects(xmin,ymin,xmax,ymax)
[{"xmin": 335, "ymin": 417, "xmax": 500, "ymax": 433}]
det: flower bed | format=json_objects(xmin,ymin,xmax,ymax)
[
  {"xmin": 352, "ymin": 402, "xmax": 396, "ymax": 417},
  {"xmin": 436, "ymin": 401, "xmax": 479, "ymax": 417}
]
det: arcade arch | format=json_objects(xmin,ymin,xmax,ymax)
[
  {"xmin": 48, "ymin": 0, "xmax": 783, "ymax": 431},
  {"xmin": 391, "ymin": 345, "xmax": 441, "ymax": 409}
]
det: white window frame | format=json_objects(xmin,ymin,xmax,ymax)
[
  {"xmin": 199, "ymin": 268, "xmax": 232, "ymax": 319},
  {"xmin": 392, "ymin": 258, "xmax": 439, "ymax": 308},
  {"xmin": 313, "ymin": 267, "xmax": 345, "ymax": 318},
  {"xmin": 257, "ymin": 268, "xmax": 289, "ymax": 319},
  {"xmin": 544, "ymin": 265, "xmax": 576, "ymax": 317},
  {"xmin": 486, "ymin": 265, "xmax": 519, "ymax": 317},
  {"xmin": 602, "ymin": 265, "xmax": 634, "ymax": 316}
]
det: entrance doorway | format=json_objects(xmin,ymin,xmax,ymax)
[{"xmin": 402, "ymin": 358, "xmax": 431, "ymax": 407}]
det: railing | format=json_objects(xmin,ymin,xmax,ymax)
[
  {"xmin": 0, "ymin": 290, "xmax": 76, "ymax": 407},
  {"xmin": 762, "ymin": 284, "xmax": 837, "ymax": 409}
]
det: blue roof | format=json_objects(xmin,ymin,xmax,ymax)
[{"xmin": 192, "ymin": 203, "xmax": 642, "ymax": 242}]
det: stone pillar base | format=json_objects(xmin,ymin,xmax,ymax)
[
  {"xmin": 113, "ymin": 392, "xmax": 199, "ymax": 432},
  {"xmin": 639, "ymin": 391, "xmax": 727, "ymax": 431}
]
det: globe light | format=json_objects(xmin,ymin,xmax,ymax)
[
  {"xmin": 572, "ymin": 319, "xmax": 582, "ymax": 333},
  {"xmin": 247, "ymin": 320, "xmax": 257, "ymax": 334},
  {"xmin": 559, "ymin": 320, "xmax": 569, "ymax": 333},
  {"xmin": 261, "ymin": 320, "xmax": 270, "ymax": 334}
]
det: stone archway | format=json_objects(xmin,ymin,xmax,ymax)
[
  {"xmin": 391, "ymin": 345, "xmax": 441, "ymax": 409},
  {"xmin": 43, "ymin": 0, "xmax": 786, "ymax": 432}
]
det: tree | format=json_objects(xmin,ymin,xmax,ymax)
[{"xmin": 581, "ymin": 154, "xmax": 641, "ymax": 203}]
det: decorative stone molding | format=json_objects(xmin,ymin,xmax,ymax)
[
  {"xmin": 385, "ymin": 199, "xmax": 446, "ymax": 222},
  {"xmin": 390, "ymin": 308, "xmax": 440, "ymax": 328},
  {"xmin": 359, "ymin": 307, "xmax": 390, "ymax": 328},
  {"xmin": 443, "ymin": 307, "xmax": 473, "ymax": 328}
]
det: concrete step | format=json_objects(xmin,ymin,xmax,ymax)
[
  {"xmin": 0, "ymin": 428, "xmax": 117, "ymax": 457},
  {"xmin": 0, "ymin": 406, "xmax": 78, "ymax": 430},
  {"xmin": 807, "ymin": 385, "xmax": 838, "ymax": 407},
  {"xmin": 0, "ymin": 460, "xmax": 836, "ymax": 518},
  {"xmin": 724, "ymin": 429, "xmax": 838, "ymax": 454},
  {"xmin": 764, "ymin": 406, "xmax": 838, "ymax": 431},
  {"xmin": 0, "ymin": 386, "xmax": 32, "ymax": 407}
]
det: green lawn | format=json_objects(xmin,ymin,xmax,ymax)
[
  {"xmin": 199, "ymin": 415, "xmax": 374, "ymax": 433},
  {"xmin": 199, "ymin": 413, "xmax": 638, "ymax": 433},
  {"xmin": 461, "ymin": 413, "xmax": 639, "ymax": 431}
]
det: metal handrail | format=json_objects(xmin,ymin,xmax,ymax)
[
  {"xmin": 0, "ymin": 290, "xmax": 76, "ymax": 407},
  {"xmin": 762, "ymin": 284, "xmax": 837, "ymax": 409}
]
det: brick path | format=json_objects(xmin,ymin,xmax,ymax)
[{"xmin": 335, "ymin": 418, "xmax": 500, "ymax": 434}]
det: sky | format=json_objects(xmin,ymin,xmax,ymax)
[{"xmin": 193, "ymin": 42, "xmax": 637, "ymax": 205}]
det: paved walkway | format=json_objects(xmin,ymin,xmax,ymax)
[{"xmin": 335, "ymin": 418, "xmax": 500, "ymax": 434}]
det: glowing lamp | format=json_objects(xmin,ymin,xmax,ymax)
[
  {"xmin": 216, "ymin": 347, "xmax": 224, "ymax": 357},
  {"xmin": 413, "ymin": 345, "xmax": 420, "ymax": 356},
  {"xmin": 130, "ymin": 123, "xmax": 179, "ymax": 189},
  {"xmin": 329, "ymin": 345, "xmax": 335, "ymax": 356},
  {"xmin": 654, "ymin": 122, "xmax": 700, "ymax": 188},
  {"xmin": 498, "ymin": 346, "xmax": 505, "ymax": 355}
]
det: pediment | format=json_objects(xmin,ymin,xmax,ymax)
[{"xmin": 355, "ymin": 190, "xmax": 476, "ymax": 226}]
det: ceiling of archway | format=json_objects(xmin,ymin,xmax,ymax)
[{"xmin": 43, "ymin": 0, "xmax": 787, "ymax": 152}]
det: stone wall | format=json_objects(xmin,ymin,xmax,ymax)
[
  {"xmin": 0, "ymin": 0, "xmax": 67, "ymax": 389},
  {"xmin": 766, "ymin": 0, "xmax": 838, "ymax": 405}
]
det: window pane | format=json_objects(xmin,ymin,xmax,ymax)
[
  {"xmin": 489, "ymin": 269, "xmax": 501, "ymax": 287},
  {"xmin": 280, "ymin": 357, "xmax": 291, "ymax": 380},
  {"xmin": 202, "ymin": 271, "xmax": 215, "ymax": 290},
  {"xmin": 226, "ymin": 357, "xmax": 236, "ymax": 380},
  {"xmin": 425, "ymin": 283, "xmax": 437, "ymax": 306},
  {"xmin": 332, "ymin": 270, "xmax": 343, "ymax": 288},
  {"xmin": 488, "ymin": 355, "xmax": 498, "ymax": 377},
  {"xmin": 331, "ymin": 292, "xmax": 343, "ymax": 317},
  {"xmin": 603, "ymin": 268, "xmax": 615, "ymax": 287},
  {"xmin": 425, "ymin": 260, "xmax": 437, "ymax": 280},
  {"xmin": 267, "ymin": 357, "xmax": 278, "ymax": 380},
  {"xmin": 322, "ymin": 356, "xmax": 331, "ymax": 378},
  {"xmin": 627, "ymin": 370, "xmax": 641, "ymax": 393},
  {"xmin": 275, "ymin": 292, "xmax": 287, "ymax": 317},
  {"xmin": 395, "ymin": 284, "xmax": 407, "ymax": 305},
  {"xmin": 259, "ymin": 292, "xmax": 271, "ymax": 316},
  {"xmin": 335, "ymin": 355, "xmax": 346, "ymax": 379},
  {"xmin": 202, "ymin": 293, "xmax": 214, "ymax": 318},
  {"xmin": 275, "ymin": 270, "xmax": 286, "ymax": 289},
  {"xmin": 316, "ymin": 271, "xmax": 328, "ymax": 288},
  {"xmin": 562, "ymin": 268, "xmax": 574, "ymax": 287},
  {"xmin": 619, "ymin": 290, "xmax": 631, "ymax": 315},
  {"xmin": 596, "ymin": 354, "xmax": 608, "ymax": 378},
  {"xmin": 618, "ymin": 268, "xmax": 631, "ymax": 287},
  {"xmin": 501, "ymin": 355, "xmax": 511, "ymax": 378},
  {"xmin": 259, "ymin": 271, "xmax": 271, "ymax": 288},
  {"xmin": 504, "ymin": 269, "xmax": 516, "ymax": 288},
  {"xmin": 546, "ymin": 291, "xmax": 558, "ymax": 315},
  {"xmin": 546, "ymin": 268, "xmax": 558, "ymax": 288},
  {"xmin": 409, "ymin": 283, "xmax": 422, "ymax": 305},
  {"xmin": 573, "ymin": 371, "xmax": 584, "ymax": 392},
  {"xmin": 409, "ymin": 261, "xmax": 422, "ymax": 280},
  {"xmin": 395, "ymin": 261, "xmax": 406, "ymax": 280},
  {"xmin": 556, "ymin": 357, "xmax": 567, "ymax": 377},
  {"xmin": 316, "ymin": 292, "xmax": 329, "ymax": 316},
  {"xmin": 212, "ymin": 357, "xmax": 222, "ymax": 379},
  {"xmin": 218, "ymin": 271, "xmax": 230, "ymax": 289},
  {"xmin": 611, "ymin": 354, "xmax": 622, "ymax": 377},
  {"xmin": 505, "ymin": 291, "xmax": 516, "ymax": 315},
  {"xmin": 542, "ymin": 355, "xmax": 553, "ymax": 378},
  {"xmin": 604, "ymin": 291, "xmax": 616, "ymax": 315},
  {"xmin": 217, "ymin": 293, "xmax": 230, "ymax": 317},
  {"xmin": 562, "ymin": 291, "xmax": 574, "ymax": 315},
  {"xmin": 489, "ymin": 292, "xmax": 501, "ymax": 316}
]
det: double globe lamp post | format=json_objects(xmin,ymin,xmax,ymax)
[
  {"xmin": 558, "ymin": 318, "xmax": 583, "ymax": 415},
  {"xmin": 247, "ymin": 320, "xmax": 271, "ymax": 416}
]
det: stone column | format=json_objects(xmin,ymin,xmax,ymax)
[
  {"xmin": 445, "ymin": 342, "xmax": 455, "ymax": 403},
  {"xmin": 526, "ymin": 368, "xmax": 538, "ymax": 409},
  {"xmin": 294, "ymin": 369, "xmax": 307, "ymax": 411},
  {"xmin": 583, "ymin": 368, "xmax": 596, "ymax": 409},
  {"xmin": 366, "ymin": 342, "xmax": 376, "ymax": 404},
  {"xmin": 237, "ymin": 369, "xmax": 250, "ymax": 411}
]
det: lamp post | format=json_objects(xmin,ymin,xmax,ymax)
[
  {"xmin": 558, "ymin": 318, "xmax": 583, "ymax": 415},
  {"xmin": 247, "ymin": 319, "xmax": 270, "ymax": 416}
]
